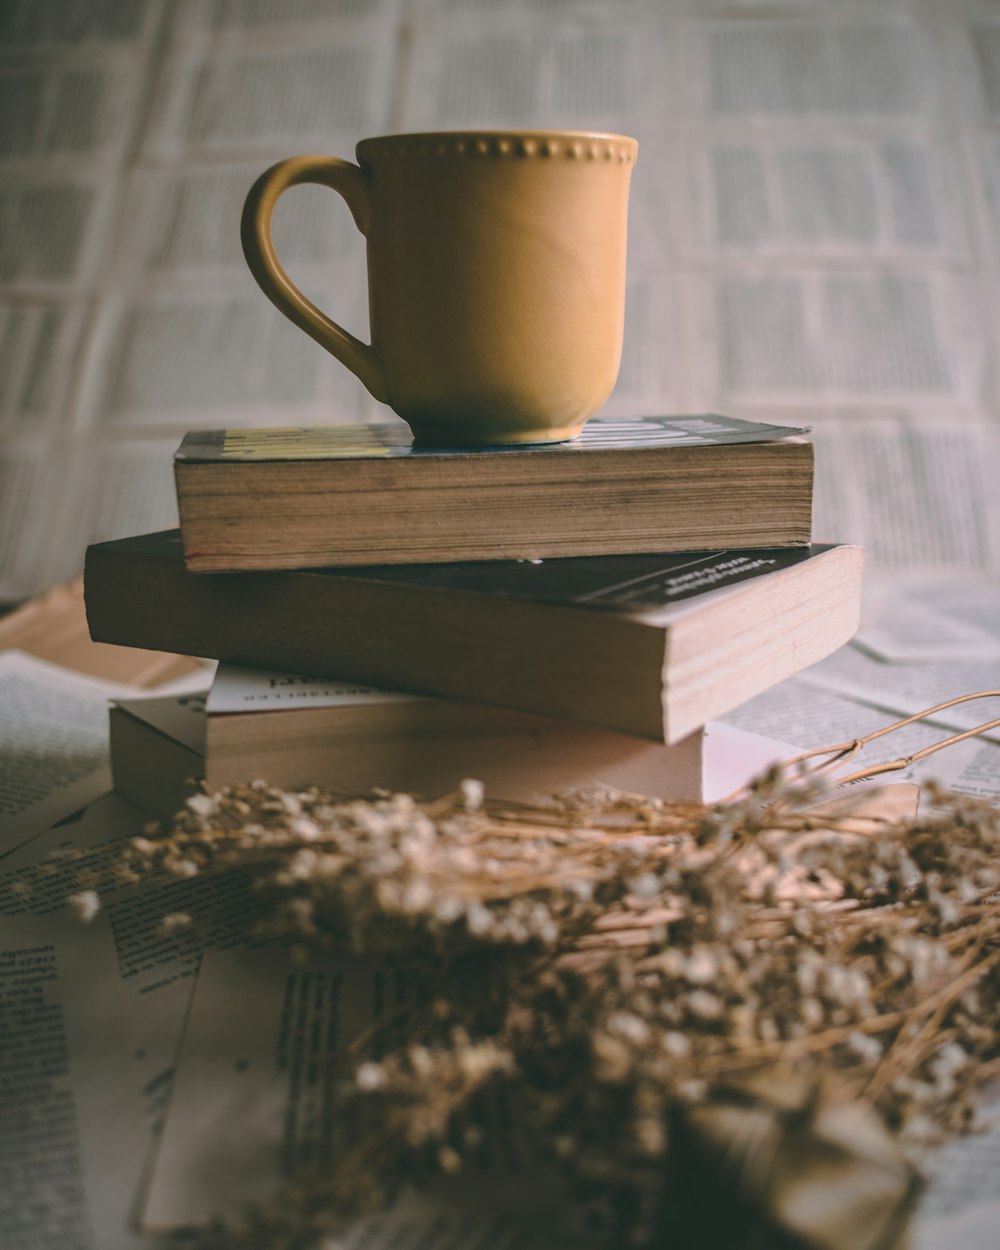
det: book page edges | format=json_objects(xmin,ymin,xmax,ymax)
[{"xmin": 662, "ymin": 545, "xmax": 864, "ymax": 742}]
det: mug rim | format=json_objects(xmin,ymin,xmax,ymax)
[{"xmin": 357, "ymin": 130, "xmax": 638, "ymax": 162}]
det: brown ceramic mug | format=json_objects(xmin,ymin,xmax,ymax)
[{"xmin": 241, "ymin": 130, "xmax": 638, "ymax": 445}]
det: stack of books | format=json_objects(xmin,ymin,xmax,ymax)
[{"xmin": 84, "ymin": 414, "xmax": 862, "ymax": 819}]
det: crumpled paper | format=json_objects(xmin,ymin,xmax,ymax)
[{"xmin": 655, "ymin": 1071, "xmax": 921, "ymax": 1250}]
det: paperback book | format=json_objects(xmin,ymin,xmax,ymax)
[
  {"xmin": 174, "ymin": 414, "xmax": 814, "ymax": 571},
  {"xmin": 86, "ymin": 533, "xmax": 862, "ymax": 744},
  {"xmin": 110, "ymin": 663, "xmax": 705, "ymax": 820}
]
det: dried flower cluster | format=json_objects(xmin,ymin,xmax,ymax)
[
  {"xmin": 117, "ymin": 780, "xmax": 708, "ymax": 954},
  {"xmin": 100, "ymin": 770, "xmax": 1000, "ymax": 1249}
]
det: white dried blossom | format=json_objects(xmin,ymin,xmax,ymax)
[
  {"xmin": 687, "ymin": 990, "xmax": 723, "ymax": 1022},
  {"xmin": 796, "ymin": 952, "xmax": 822, "ymax": 996},
  {"xmin": 434, "ymin": 896, "xmax": 465, "ymax": 925},
  {"xmin": 686, "ymin": 946, "xmax": 718, "ymax": 984},
  {"xmin": 823, "ymin": 964, "xmax": 871, "ymax": 1008},
  {"xmin": 447, "ymin": 847, "xmax": 479, "ymax": 873},
  {"xmin": 458, "ymin": 779, "xmax": 484, "ymax": 812},
  {"xmin": 608, "ymin": 1012, "xmax": 651, "ymax": 1045},
  {"xmin": 186, "ymin": 793, "xmax": 220, "ymax": 820},
  {"xmin": 848, "ymin": 1032, "xmax": 883, "ymax": 1065},
  {"xmin": 929, "ymin": 1043, "xmax": 969, "ymax": 1097},
  {"xmin": 662, "ymin": 1031, "xmax": 691, "ymax": 1058},
  {"xmin": 167, "ymin": 859, "xmax": 199, "ymax": 878},
  {"xmin": 160, "ymin": 912, "xmax": 193, "ymax": 935},
  {"xmin": 400, "ymin": 830, "xmax": 435, "ymax": 866},
  {"xmin": 799, "ymin": 998, "xmax": 825, "ymax": 1030},
  {"xmin": 456, "ymin": 1043, "xmax": 513, "ymax": 1080},
  {"xmin": 67, "ymin": 890, "xmax": 100, "ymax": 922},
  {"xmin": 928, "ymin": 887, "xmax": 961, "ymax": 926},
  {"xmin": 438, "ymin": 1146, "xmax": 462, "ymax": 1174},
  {"xmin": 389, "ymin": 793, "xmax": 416, "ymax": 818},
  {"xmin": 349, "ymin": 804, "xmax": 390, "ymax": 836},
  {"xmin": 356, "ymin": 1062, "xmax": 386, "ymax": 1091},
  {"xmin": 401, "ymin": 879, "xmax": 434, "ymax": 912},
  {"xmin": 375, "ymin": 879, "xmax": 402, "ymax": 909},
  {"xmin": 592, "ymin": 1032, "xmax": 633, "ymax": 1081},
  {"xmin": 905, "ymin": 937, "xmax": 947, "ymax": 985},
  {"xmin": 656, "ymin": 949, "xmax": 686, "ymax": 978},
  {"xmin": 280, "ymin": 792, "xmax": 303, "ymax": 818},
  {"xmin": 407, "ymin": 1046, "xmax": 433, "ymax": 1078},
  {"xmin": 630, "ymin": 872, "xmax": 660, "ymax": 900},
  {"xmin": 635, "ymin": 1116, "xmax": 667, "ymax": 1157},
  {"xmin": 274, "ymin": 850, "xmax": 318, "ymax": 883},
  {"xmin": 465, "ymin": 901, "xmax": 493, "ymax": 936},
  {"xmin": 902, "ymin": 1112, "xmax": 939, "ymax": 1146},
  {"xmin": 289, "ymin": 816, "xmax": 320, "ymax": 841}
]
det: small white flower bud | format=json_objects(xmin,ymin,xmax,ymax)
[
  {"xmin": 67, "ymin": 890, "xmax": 100, "ymax": 923},
  {"xmin": 459, "ymin": 778, "xmax": 484, "ymax": 811}
]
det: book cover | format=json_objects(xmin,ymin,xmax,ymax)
[
  {"xmin": 176, "ymin": 414, "xmax": 809, "ymax": 464},
  {"xmin": 93, "ymin": 530, "xmax": 833, "ymax": 616},
  {"xmin": 207, "ymin": 664, "xmax": 418, "ymax": 712},
  {"xmin": 344, "ymin": 546, "xmax": 833, "ymax": 612}
]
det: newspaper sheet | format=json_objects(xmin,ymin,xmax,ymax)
[
  {"xmin": 0, "ymin": 788, "xmax": 279, "ymax": 1245},
  {"xmin": 799, "ymin": 645, "xmax": 1000, "ymax": 744},
  {"xmin": 142, "ymin": 946, "xmax": 594, "ymax": 1248},
  {"xmin": 914, "ymin": 1090, "xmax": 1000, "ymax": 1250},
  {"xmin": 0, "ymin": 647, "xmax": 210, "ymax": 855},
  {"xmin": 0, "ymin": 650, "xmax": 143, "ymax": 856},
  {"xmin": 0, "ymin": 911, "xmax": 159, "ymax": 1250},
  {"xmin": 142, "ymin": 947, "xmax": 383, "ymax": 1228},
  {"xmin": 0, "ymin": 789, "xmax": 267, "ymax": 1015},
  {"xmin": 855, "ymin": 576, "xmax": 1000, "ymax": 664}
]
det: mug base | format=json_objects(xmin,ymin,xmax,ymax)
[{"xmin": 406, "ymin": 417, "xmax": 587, "ymax": 448}]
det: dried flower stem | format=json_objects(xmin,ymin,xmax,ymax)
[
  {"xmin": 777, "ymin": 690, "xmax": 1000, "ymax": 790},
  {"xmin": 864, "ymin": 937, "xmax": 1000, "ymax": 1101}
]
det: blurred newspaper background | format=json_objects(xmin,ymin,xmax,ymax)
[
  {"xmin": 3, "ymin": 5, "xmax": 1000, "ymax": 1246},
  {"xmin": 2, "ymin": 0, "xmax": 1000, "ymax": 793}
]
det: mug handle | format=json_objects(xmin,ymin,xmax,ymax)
[{"xmin": 240, "ymin": 155, "xmax": 388, "ymax": 403}]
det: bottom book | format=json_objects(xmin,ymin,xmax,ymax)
[{"xmin": 109, "ymin": 663, "xmax": 706, "ymax": 821}]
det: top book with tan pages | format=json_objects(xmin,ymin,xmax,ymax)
[{"xmin": 174, "ymin": 414, "xmax": 814, "ymax": 571}]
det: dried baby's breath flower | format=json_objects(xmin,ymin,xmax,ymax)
[
  {"xmin": 66, "ymin": 889, "xmax": 100, "ymax": 922},
  {"xmin": 458, "ymin": 778, "xmax": 484, "ymax": 812},
  {"xmin": 159, "ymin": 912, "xmax": 193, "ymax": 935},
  {"xmin": 65, "ymin": 756, "xmax": 1000, "ymax": 1250}
]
